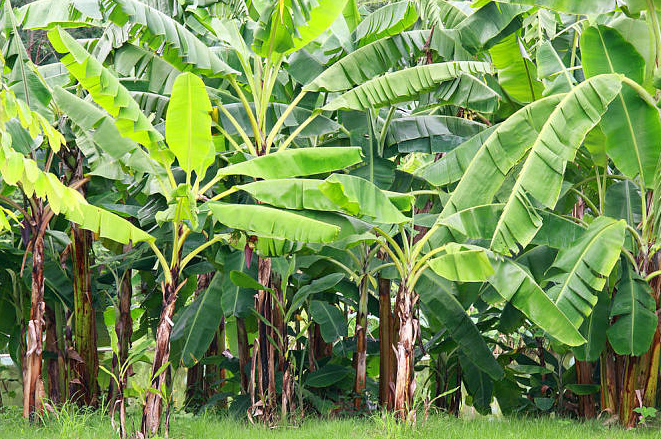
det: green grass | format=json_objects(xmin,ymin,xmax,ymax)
[{"xmin": 0, "ymin": 407, "xmax": 659, "ymax": 439}]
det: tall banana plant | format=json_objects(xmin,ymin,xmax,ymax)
[
  {"xmin": 0, "ymin": 85, "xmax": 154, "ymax": 419},
  {"xmin": 46, "ymin": 23, "xmax": 371, "ymax": 434},
  {"xmin": 415, "ymin": 1, "xmax": 661, "ymax": 425}
]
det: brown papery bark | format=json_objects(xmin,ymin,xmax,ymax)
[
  {"xmin": 23, "ymin": 226, "xmax": 45, "ymax": 419},
  {"xmin": 44, "ymin": 305, "xmax": 61, "ymax": 404},
  {"xmin": 70, "ymin": 225, "xmax": 99, "ymax": 407},
  {"xmin": 141, "ymin": 272, "xmax": 181, "ymax": 436},
  {"xmin": 393, "ymin": 281, "xmax": 417, "ymax": 420}
]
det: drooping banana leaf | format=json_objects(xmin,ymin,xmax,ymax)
[
  {"xmin": 353, "ymin": 1, "xmax": 418, "ymax": 46},
  {"xmin": 253, "ymin": 0, "xmax": 349, "ymax": 57},
  {"xmin": 322, "ymin": 62, "xmax": 494, "ymax": 112},
  {"xmin": 488, "ymin": 256, "xmax": 586, "ymax": 346},
  {"xmin": 545, "ymin": 216, "xmax": 625, "ymax": 329},
  {"xmin": 304, "ymin": 31, "xmax": 429, "ymax": 92},
  {"xmin": 434, "ymin": 75, "xmax": 621, "ymax": 255},
  {"xmin": 99, "ymin": 0, "xmax": 237, "ymax": 77},
  {"xmin": 310, "ymin": 300, "xmax": 347, "ymax": 343},
  {"xmin": 47, "ymin": 27, "xmax": 173, "ymax": 167},
  {"xmin": 418, "ymin": 270, "xmax": 503, "ymax": 380}
]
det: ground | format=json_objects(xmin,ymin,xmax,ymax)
[{"xmin": 0, "ymin": 408, "xmax": 658, "ymax": 439}]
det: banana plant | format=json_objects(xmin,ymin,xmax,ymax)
[{"xmin": 0, "ymin": 84, "xmax": 154, "ymax": 419}]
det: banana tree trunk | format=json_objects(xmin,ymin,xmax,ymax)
[
  {"xmin": 393, "ymin": 281, "xmax": 417, "ymax": 419},
  {"xmin": 353, "ymin": 276, "xmax": 369, "ymax": 409},
  {"xmin": 23, "ymin": 226, "xmax": 45, "ymax": 419},
  {"xmin": 602, "ymin": 258, "xmax": 661, "ymax": 427},
  {"xmin": 600, "ymin": 345, "xmax": 618, "ymax": 415},
  {"xmin": 378, "ymin": 276, "xmax": 392, "ymax": 408},
  {"xmin": 575, "ymin": 360, "xmax": 596, "ymax": 419},
  {"xmin": 44, "ymin": 305, "xmax": 61, "ymax": 404},
  {"xmin": 115, "ymin": 261, "xmax": 133, "ymax": 398},
  {"xmin": 70, "ymin": 225, "xmax": 99, "ymax": 407},
  {"xmin": 619, "ymin": 329, "xmax": 660, "ymax": 426},
  {"xmin": 141, "ymin": 273, "xmax": 180, "ymax": 437},
  {"xmin": 253, "ymin": 256, "xmax": 277, "ymax": 422},
  {"xmin": 237, "ymin": 317, "xmax": 249, "ymax": 393}
]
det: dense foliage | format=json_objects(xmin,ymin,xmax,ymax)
[{"xmin": 1, "ymin": 0, "xmax": 661, "ymax": 436}]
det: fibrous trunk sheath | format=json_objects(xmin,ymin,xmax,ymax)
[
  {"xmin": 70, "ymin": 225, "xmax": 99, "ymax": 407},
  {"xmin": 141, "ymin": 273, "xmax": 180, "ymax": 436},
  {"xmin": 393, "ymin": 282, "xmax": 417, "ymax": 419},
  {"xmin": 23, "ymin": 228, "xmax": 45, "ymax": 419}
]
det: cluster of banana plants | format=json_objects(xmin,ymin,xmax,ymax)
[{"xmin": 2, "ymin": 0, "xmax": 661, "ymax": 436}]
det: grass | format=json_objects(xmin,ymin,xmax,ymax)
[{"xmin": 0, "ymin": 406, "xmax": 659, "ymax": 439}]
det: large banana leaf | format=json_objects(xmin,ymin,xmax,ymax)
[
  {"xmin": 444, "ymin": 2, "xmax": 527, "ymax": 55},
  {"xmin": 100, "ymin": 0, "xmax": 237, "ymax": 77},
  {"xmin": 0, "ymin": 142, "xmax": 152, "ymax": 244},
  {"xmin": 238, "ymin": 178, "xmax": 409, "ymax": 216},
  {"xmin": 304, "ymin": 31, "xmax": 429, "ymax": 92},
  {"xmin": 418, "ymin": 0, "xmax": 467, "ymax": 29},
  {"xmin": 488, "ymin": 256, "xmax": 585, "ymax": 346},
  {"xmin": 430, "ymin": 95, "xmax": 561, "ymax": 246},
  {"xmin": 319, "ymin": 174, "xmax": 408, "ymax": 224},
  {"xmin": 165, "ymin": 72, "xmax": 214, "ymax": 179},
  {"xmin": 52, "ymin": 87, "xmax": 136, "ymax": 160},
  {"xmin": 170, "ymin": 272, "xmax": 223, "ymax": 367},
  {"xmin": 545, "ymin": 216, "xmax": 625, "ymax": 329},
  {"xmin": 386, "ymin": 115, "xmax": 486, "ymax": 154},
  {"xmin": 322, "ymin": 62, "xmax": 494, "ymax": 112},
  {"xmin": 253, "ymin": 0, "xmax": 349, "ymax": 57},
  {"xmin": 438, "ymin": 75, "xmax": 621, "ymax": 255},
  {"xmin": 17, "ymin": 0, "xmax": 96, "ymax": 29},
  {"xmin": 207, "ymin": 203, "xmax": 340, "ymax": 243},
  {"xmin": 353, "ymin": 1, "xmax": 418, "ymax": 46},
  {"xmin": 536, "ymin": 40, "xmax": 575, "ymax": 95},
  {"xmin": 581, "ymin": 25, "xmax": 661, "ymax": 188},
  {"xmin": 490, "ymin": 34, "xmax": 544, "ymax": 103},
  {"xmin": 217, "ymin": 147, "xmax": 362, "ymax": 180},
  {"xmin": 417, "ymin": 270, "xmax": 503, "ymax": 380},
  {"xmin": 47, "ymin": 27, "xmax": 173, "ymax": 166},
  {"xmin": 607, "ymin": 258, "xmax": 657, "ymax": 356}
]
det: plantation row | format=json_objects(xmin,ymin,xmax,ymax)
[{"xmin": 1, "ymin": 0, "xmax": 661, "ymax": 436}]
